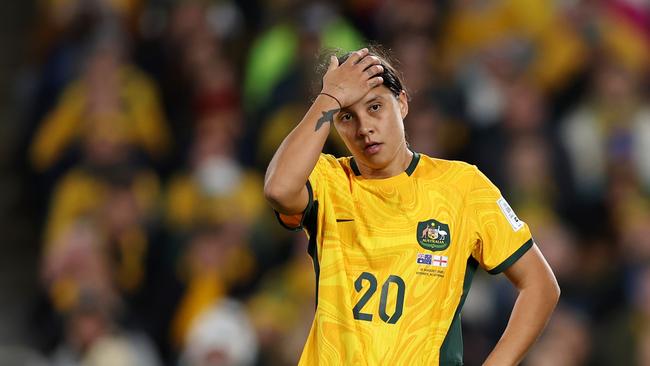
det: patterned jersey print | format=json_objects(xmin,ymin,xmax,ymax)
[{"xmin": 278, "ymin": 153, "xmax": 533, "ymax": 365}]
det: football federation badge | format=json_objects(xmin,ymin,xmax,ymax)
[{"xmin": 416, "ymin": 219, "xmax": 451, "ymax": 251}]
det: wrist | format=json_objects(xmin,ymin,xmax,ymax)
[{"xmin": 318, "ymin": 92, "xmax": 343, "ymax": 109}]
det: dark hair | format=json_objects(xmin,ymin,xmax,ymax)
[{"xmin": 317, "ymin": 45, "xmax": 409, "ymax": 100}]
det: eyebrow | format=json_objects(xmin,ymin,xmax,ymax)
[
  {"xmin": 339, "ymin": 95, "xmax": 385, "ymax": 114},
  {"xmin": 364, "ymin": 95, "xmax": 383, "ymax": 105}
]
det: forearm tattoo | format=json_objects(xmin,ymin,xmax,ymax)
[{"xmin": 315, "ymin": 108, "xmax": 340, "ymax": 131}]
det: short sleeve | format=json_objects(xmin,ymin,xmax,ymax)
[
  {"xmin": 468, "ymin": 166, "xmax": 534, "ymax": 274},
  {"xmin": 274, "ymin": 154, "xmax": 338, "ymax": 231}
]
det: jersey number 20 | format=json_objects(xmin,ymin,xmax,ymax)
[{"xmin": 353, "ymin": 272, "xmax": 405, "ymax": 324}]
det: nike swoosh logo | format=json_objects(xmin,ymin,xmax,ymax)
[{"xmin": 336, "ymin": 219, "xmax": 354, "ymax": 222}]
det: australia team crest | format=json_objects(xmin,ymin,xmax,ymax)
[{"xmin": 416, "ymin": 219, "xmax": 451, "ymax": 251}]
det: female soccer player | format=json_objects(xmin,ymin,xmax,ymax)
[{"xmin": 264, "ymin": 47, "xmax": 560, "ymax": 365}]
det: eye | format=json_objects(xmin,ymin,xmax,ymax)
[
  {"xmin": 340, "ymin": 113, "xmax": 353, "ymax": 122},
  {"xmin": 370, "ymin": 104, "xmax": 381, "ymax": 112}
]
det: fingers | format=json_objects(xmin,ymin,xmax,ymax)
[
  {"xmin": 357, "ymin": 55, "xmax": 381, "ymax": 69},
  {"xmin": 368, "ymin": 76, "xmax": 384, "ymax": 88},
  {"xmin": 344, "ymin": 48, "xmax": 369, "ymax": 65},
  {"xmin": 323, "ymin": 48, "xmax": 384, "ymax": 105},
  {"xmin": 364, "ymin": 64, "xmax": 384, "ymax": 78},
  {"xmin": 327, "ymin": 55, "xmax": 339, "ymax": 72}
]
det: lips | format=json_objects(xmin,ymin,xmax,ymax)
[{"xmin": 364, "ymin": 141, "xmax": 382, "ymax": 155}]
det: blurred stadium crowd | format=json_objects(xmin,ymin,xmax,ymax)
[{"xmin": 5, "ymin": 0, "xmax": 650, "ymax": 365}]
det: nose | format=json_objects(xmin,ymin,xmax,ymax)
[{"xmin": 356, "ymin": 116, "xmax": 375, "ymax": 137}]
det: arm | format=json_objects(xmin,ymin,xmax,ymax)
[
  {"xmin": 483, "ymin": 244, "xmax": 560, "ymax": 366},
  {"xmin": 264, "ymin": 48, "xmax": 384, "ymax": 214}
]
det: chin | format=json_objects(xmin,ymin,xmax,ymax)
[{"xmin": 361, "ymin": 154, "xmax": 391, "ymax": 170}]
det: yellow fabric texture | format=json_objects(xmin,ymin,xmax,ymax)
[
  {"xmin": 279, "ymin": 153, "xmax": 532, "ymax": 365},
  {"xmin": 30, "ymin": 65, "xmax": 171, "ymax": 172}
]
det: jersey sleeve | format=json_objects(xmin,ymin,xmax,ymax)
[
  {"xmin": 468, "ymin": 166, "xmax": 534, "ymax": 274},
  {"xmin": 274, "ymin": 154, "xmax": 338, "ymax": 231}
]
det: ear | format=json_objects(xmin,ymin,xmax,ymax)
[{"xmin": 398, "ymin": 90, "xmax": 408, "ymax": 119}]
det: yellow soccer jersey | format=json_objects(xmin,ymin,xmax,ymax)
[{"xmin": 276, "ymin": 152, "xmax": 534, "ymax": 365}]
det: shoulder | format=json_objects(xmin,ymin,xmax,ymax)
[
  {"xmin": 414, "ymin": 153, "xmax": 479, "ymax": 185},
  {"xmin": 308, "ymin": 154, "xmax": 355, "ymax": 192},
  {"xmin": 315, "ymin": 154, "xmax": 355, "ymax": 175}
]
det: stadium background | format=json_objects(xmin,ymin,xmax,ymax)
[{"xmin": 0, "ymin": 0, "xmax": 649, "ymax": 365}]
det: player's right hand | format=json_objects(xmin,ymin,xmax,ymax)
[{"xmin": 321, "ymin": 48, "xmax": 384, "ymax": 108}]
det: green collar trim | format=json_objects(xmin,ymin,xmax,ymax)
[
  {"xmin": 350, "ymin": 151, "xmax": 420, "ymax": 177},
  {"xmin": 405, "ymin": 151, "xmax": 420, "ymax": 176}
]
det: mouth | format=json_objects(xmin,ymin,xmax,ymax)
[{"xmin": 363, "ymin": 141, "xmax": 383, "ymax": 155}]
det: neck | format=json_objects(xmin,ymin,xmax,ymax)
[{"xmin": 357, "ymin": 142, "xmax": 413, "ymax": 179}]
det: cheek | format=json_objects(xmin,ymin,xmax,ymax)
[
  {"xmin": 388, "ymin": 115, "xmax": 405, "ymax": 138},
  {"xmin": 334, "ymin": 125, "xmax": 358, "ymax": 148}
]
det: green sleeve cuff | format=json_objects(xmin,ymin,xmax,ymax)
[{"xmin": 487, "ymin": 238, "xmax": 534, "ymax": 275}]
